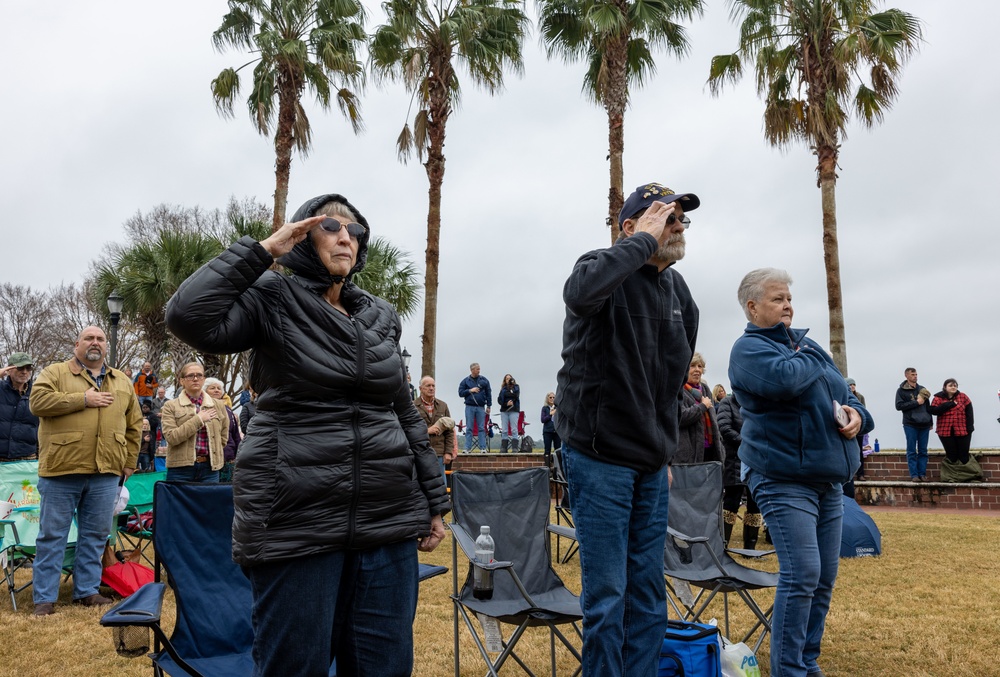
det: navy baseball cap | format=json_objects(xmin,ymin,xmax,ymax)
[{"xmin": 619, "ymin": 183, "xmax": 701, "ymax": 226}]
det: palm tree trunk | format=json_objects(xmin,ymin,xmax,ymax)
[
  {"xmin": 272, "ymin": 73, "xmax": 298, "ymax": 233},
  {"xmin": 817, "ymin": 143, "xmax": 848, "ymax": 375},
  {"xmin": 605, "ymin": 28, "xmax": 629, "ymax": 244},
  {"xmin": 420, "ymin": 65, "xmax": 452, "ymax": 379}
]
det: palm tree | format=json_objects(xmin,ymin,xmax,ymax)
[
  {"xmin": 211, "ymin": 0, "xmax": 367, "ymax": 232},
  {"xmin": 708, "ymin": 0, "xmax": 922, "ymax": 374},
  {"xmin": 537, "ymin": 0, "xmax": 704, "ymax": 242},
  {"xmin": 352, "ymin": 237, "xmax": 421, "ymax": 319},
  {"xmin": 370, "ymin": 0, "xmax": 528, "ymax": 378},
  {"xmin": 92, "ymin": 231, "xmax": 225, "ymax": 379}
]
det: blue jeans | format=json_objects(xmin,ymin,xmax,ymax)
[
  {"xmin": 747, "ymin": 470, "xmax": 843, "ymax": 677},
  {"xmin": 33, "ymin": 474, "xmax": 119, "ymax": 604},
  {"xmin": 243, "ymin": 540, "xmax": 418, "ymax": 677},
  {"xmin": 464, "ymin": 405, "xmax": 486, "ymax": 451},
  {"xmin": 562, "ymin": 444, "xmax": 670, "ymax": 676},
  {"xmin": 903, "ymin": 425, "xmax": 930, "ymax": 478},
  {"xmin": 500, "ymin": 411, "xmax": 519, "ymax": 449},
  {"xmin": 166, "ymin": 462, "xmax": 220, "ymax": 483}
]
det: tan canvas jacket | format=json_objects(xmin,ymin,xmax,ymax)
[
  {"xmin": 160, "ymin": 391, "xmax": 229, "ymax": 470},
  {"xmin": 413, "ymin": 397, "xmax": 453, "ymax": 458},
  {"xmin": 29, "ymin": 359, "xmax": 142, "ymax": 477}
]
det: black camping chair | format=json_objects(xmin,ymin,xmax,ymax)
[
  {"xmin": 663, "ymin": 462, "xmax": 777, "ymax": 653},
  {"xmin": 450, "ymin": 468, "xmax": 582, "ymax": 677},
  {"xmin": 547, "ymin": 450, "xmax": 577, "ymax": 565}
]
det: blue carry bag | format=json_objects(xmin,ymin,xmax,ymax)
[{"xmin": 658, "ymin": 620, "xmax": 723, "ymax": 677}]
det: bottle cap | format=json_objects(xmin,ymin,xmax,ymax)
[{"xmin": 480, "ymin": 526, "xmax": 490, "ymax": 535}]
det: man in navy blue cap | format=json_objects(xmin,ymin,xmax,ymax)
[{"xmin": 556, "ymin": 182, "xmax": 701, "ymax": 676}]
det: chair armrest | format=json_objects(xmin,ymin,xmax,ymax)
[
  {"xmin": 726, "ymin": 547, "xmax": 776, "ymax": 559},
  {"xmin": 100, "ymin": 582, "xmax": 167, "ymax": 627},
  {"xmin": 547, "ymin": 525, "xmax": 576, "ymax": 540},
  {"xmin": 448, "ymin": 522, "xmax": 479, "ymax": 562},
  {"xmin": 667, "ymin": 526, "xmax": 709, "ymax": 544}
]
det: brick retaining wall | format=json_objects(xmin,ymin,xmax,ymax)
[{"xmin": 449, "ymin": 450, "xmax": 1000, "ymax": 512}]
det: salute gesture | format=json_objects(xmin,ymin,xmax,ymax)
[{"xmin": 260, "ymin": 215, "xmax": 327, "ymax": 258}]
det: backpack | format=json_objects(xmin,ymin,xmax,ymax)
[
  {"xmin": 520, "ymin": 436, "xmax": 534, "ymax": 453},
  {"xmin": 658, "ymin": 620, "xmax": 722, "ymax": 677}
]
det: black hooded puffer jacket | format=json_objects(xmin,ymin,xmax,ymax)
[{"xmin": 165, "ymin": 194, "xmax": 449, "ymax": 566}]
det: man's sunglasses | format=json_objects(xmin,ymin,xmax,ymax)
[{"xmin": 319, "ymin": 218, "xmax": 366, "ymax": 239}]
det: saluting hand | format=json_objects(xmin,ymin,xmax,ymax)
[{"xmin": 259, "ymin": 215, "xmax": 327, "ymax": 258}]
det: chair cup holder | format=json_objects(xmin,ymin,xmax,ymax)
[{"xmin": 112, "ymin": 626, "xmax": 151, "ymax": 658}]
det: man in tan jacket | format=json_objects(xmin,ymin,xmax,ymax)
[
  {"xmin": 414, "ymin": 376, "xmax": 454, "ymax": 485},
  {"xmin": 28, "ymin": 326, "xmax": 142, "ymax": 616}
]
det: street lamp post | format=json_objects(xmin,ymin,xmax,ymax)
[
  {"xmin": 107, "ymin": 290, "xmax": 124, "ymax": 369},
  {"xmin": 401, "ymin": 347, "xmax": 411, "ymax": 375}
]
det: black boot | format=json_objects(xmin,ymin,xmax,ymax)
[
  {"xmin": 743, "ymin": 512, "xmax": 763, "ymax": 550},
  {"xmin": 723, "ymin": 510, "xmax": 738, "ymax": 546},
  {"xmin": 500, "ymin": 438, "xmax": 509, "ymax": 454}
]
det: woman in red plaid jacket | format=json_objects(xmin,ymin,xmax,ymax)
[{"xmin": 929, "ymin": 379, "xmax": 974, "ymax": 463}]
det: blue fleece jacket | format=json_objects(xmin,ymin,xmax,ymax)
[{"xmin": 729, "ymin": 323, "xmax": 873, "ymax": 484}]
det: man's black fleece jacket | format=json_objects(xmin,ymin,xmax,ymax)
[{"xmin": 555, "ymin": 232, "xmax": 699, "ymax": 473}]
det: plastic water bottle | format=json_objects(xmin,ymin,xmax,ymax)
[
  {"xmin": 874, "ymin": 438, "xmax": 880, "ymax": 453},
  {"xmin": 473, "ymin": 526, "xmax": 495, "ymax": 600}
]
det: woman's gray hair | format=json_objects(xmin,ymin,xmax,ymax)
[
  {"xmin": 737, "ymin": 268, "xmax": 793, "ymax": 321},
  {"xmin": 317, "ymin": 200, "xmax": 358, "ymax": 222},
  {"xmin": 203, "ymin": 377, "xmax": 224, "ymax": 391}
]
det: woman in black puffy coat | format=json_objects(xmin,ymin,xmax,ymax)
[
  {"xmin": 716, "ymin": 392, "xmax": 762, "ymax": 549},
  {"xmin": 166, "ymin": 194, "xmax": 449, "ymax": 677}
]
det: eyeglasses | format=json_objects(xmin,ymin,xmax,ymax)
[
  {"xmin": 183, "ymin": 374, "xmax": 205, "ymax": 380},
  {"xmin": 319, "ymin": 218, "xmax": 365, "ymax": 239},
  {"xmin": 666, "ymin": 213, "xmax": 692, "ymax": 229},
  {"xmin": 13, "ymin": 365, "xmax": 33, "ymax": 371}
]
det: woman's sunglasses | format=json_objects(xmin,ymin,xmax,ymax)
[{"xmin": 319, "ymin": 218, "xmax": 366, "ymax": 239}]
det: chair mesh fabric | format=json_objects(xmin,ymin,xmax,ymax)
[
  {"xmin": 152, "ymin": 482, "xmax": 254, "ymax": 672},
  {"xmin": 452, "ymin": 468, "xmax": 581, "ymax": 622},
  {"xmin": 664, "ymin": 462, "xmax": 776, "ymax": 590}
]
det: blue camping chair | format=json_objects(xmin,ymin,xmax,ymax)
[
  {"xmin": 101, "ymin": 482, "xmax": 253, "ymax": 676},
  {"xmin": 100, "ymin": 482, "xmax": 447, "ymax": 676}
]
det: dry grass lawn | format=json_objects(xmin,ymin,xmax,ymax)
[{"xmin": 1, "ymin": 507, "xmax": 998, "ymax": 676}]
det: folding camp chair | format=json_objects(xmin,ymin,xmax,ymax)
[
  {"xmin": 101, "ymin": 482, "xmax": 448, "ymax": 676},
  {"xmin": 547, "ymin": 450, "xmax": 577, "ymax": 565},
  {"xmin": 100, "ymin": 482, "xmax": 254, "ymax": 676},
  {"xmin": 663, "ymin": 462, "xmax": 777, "ymax": 652},
  {"xmin": 0, "ymin": 460, "xmax": 77, "ymax": 611},
  {"xmin": 115, "ymin": 470, "xmax": 166, "ymax": 568},
  {"xmin": 450, "ymin": 468, "xmax": 582, "ymax": 677}
]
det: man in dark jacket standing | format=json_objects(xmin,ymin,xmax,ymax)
[
  {"xmin": 0, "ymin": 352, "xmax": 39, "ymax": 462},
  {"xmin": 556, "ymin": 182, "xmax": 700, "ymax": 676},
  {"xmin": 896, "ymin": 367, "xmax": 933, "ymax": 481},
  {"xmin": 458, "ymin": 363, "xmax": 491, "ymax": 452}
]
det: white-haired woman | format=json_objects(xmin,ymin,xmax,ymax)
[
  {"xmin": 204, "ymin": 377, "xmax": 241, "ymax": 482},
  {"xmin": 729, "ymin": 268, "xmax": 873, "ymax": 677}
]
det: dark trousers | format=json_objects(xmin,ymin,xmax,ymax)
[
  {"xmin": 939, "ymin": 435, "xmax": 971, "ymax": 464},
  {"xmin": 243, "ymin": 541, "xmax": 418, "ymax": 677},
  {"xmin": 723, "ymin": 483, "xmax": 759, "ymax": 515}
]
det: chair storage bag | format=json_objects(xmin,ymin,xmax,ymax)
[{"xmin": 658, "ymin": 620, "xmax": 723, "ymax": 677}]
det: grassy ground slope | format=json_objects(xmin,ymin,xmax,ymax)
[{"xmin": 0, "ymin": 508, "xmax": 997, "ymax": 676}]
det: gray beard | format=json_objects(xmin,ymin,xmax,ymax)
[
  {"xmin": 652, "ymin": 235, "xmax": 686, "ymax": 266},
  {"xmin": 86, "ymin": 348, "xmax": 103, "ymax": 361}
]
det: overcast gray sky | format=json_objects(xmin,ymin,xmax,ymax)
[{"xmin": 2, "ymin": 1, "xmax": 997, "ymax": 449}]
